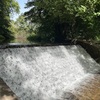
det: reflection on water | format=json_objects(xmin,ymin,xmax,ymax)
[
  {"xmin": 11, "ymin": 38, "xmax": 30, "ymax": 43},
  {"xmin": 0, "ymin": 38, "xmax": 52, "ymax": 45},
  {"xmin": 0, "ymin": 38, "xmax": 35, "ymax": 44}
]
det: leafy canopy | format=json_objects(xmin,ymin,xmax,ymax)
[
  {"xmin": 25, "ymin": 0, "xmax": 100, "ymax": 42},
  {"xmin": 0, "ymin": 0, "xmax": 20, "ymax": 40}
]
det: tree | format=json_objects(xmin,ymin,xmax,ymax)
[
  {"xmin": 25, "ymin": 0, "xmax": 100, "ymax": 43},
  {"xmin": 10, "ymin": 14, "xmax": 36, "ymax": 42},
  {"xmin": 0, "ymin": 0, "xmax": 19, "ymax": 41},
  {"xmin": 15, "ymin": 14, "xmax": 35, "ymax": 33}
]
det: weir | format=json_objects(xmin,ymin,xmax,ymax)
[{"xmin": 0, "ymin": 45, "xmax": 100, "ymax": 100}]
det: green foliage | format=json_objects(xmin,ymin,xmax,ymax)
[
  {"xmin": 0, "ymin": 0, "xmax": 20, "ymax": 42},
  {"xmin": 10, "ymin": 14, "xmax": 36, "ymax": 43},
  {"xmin": 27, "ymin": 34, "xmax": 42, "ymax": 43},
  {"xmin": 15, "ymin": 14, "xmax": 35, "ymax": 33},
  {"xmin": 0, "ymin": 35, "xmax": 5, "ymax": 41},
  {"xmin": 10, "ymin": 0, "xmax": 20, "ymax": 14},
  {"xmin": 25, "ymin": 0, "xmax": 100, "ymax": 43}
]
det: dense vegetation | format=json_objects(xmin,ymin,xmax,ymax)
[
  {"xmin": 10, "ymin": 14, "xmax": 36, "ymax": 43},
  {"xmin": 0, "ymin": 0, "xmax": 19, "ymax": 42},
  {"xmin": 25, "ymin": 0, "xmax": 100, "ymax": 43},
  {"xmin": 0, "ymin": 0, "xmax": 100, "ymax": 43}
]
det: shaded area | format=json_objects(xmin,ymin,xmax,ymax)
[
  {"xmin": 76, "ymin": 40, "xmax": 100, "ymax": 60},
  {"xmin": 0, "ymin": 78, "xmax": 18, "ymax": 100},
  {"xmin": 27, "ymin": 34, "xmax": 42, "ymax": 43}
]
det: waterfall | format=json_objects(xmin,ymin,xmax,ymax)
[{"xmin": 0, "ymin": 45, "xmax": 100, "ymax": 100}]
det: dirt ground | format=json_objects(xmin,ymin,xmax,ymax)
[{"xmin": 0, "ymin": 78, "xmax": 18, "ymax": 100}]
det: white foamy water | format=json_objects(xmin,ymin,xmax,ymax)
[{"xmin": 0, "ymin": 45, "xmax": 100, "ymax": 100}]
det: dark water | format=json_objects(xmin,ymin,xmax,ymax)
[
  {"xmin": 0, "ymin": 38, "xmax": 29, "ymax": 44},
  {"xmin": 0, "ymin": 38, "xmax": 42, "ymax": 46}
]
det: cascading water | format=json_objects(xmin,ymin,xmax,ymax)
[{"xmin": 0, "ymin": 45, "xmax": 100, "ymax": 100}]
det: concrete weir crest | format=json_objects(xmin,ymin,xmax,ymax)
[{"xmin": 0, "ymin": 44, "xmax": 100, "ymax": 100}]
